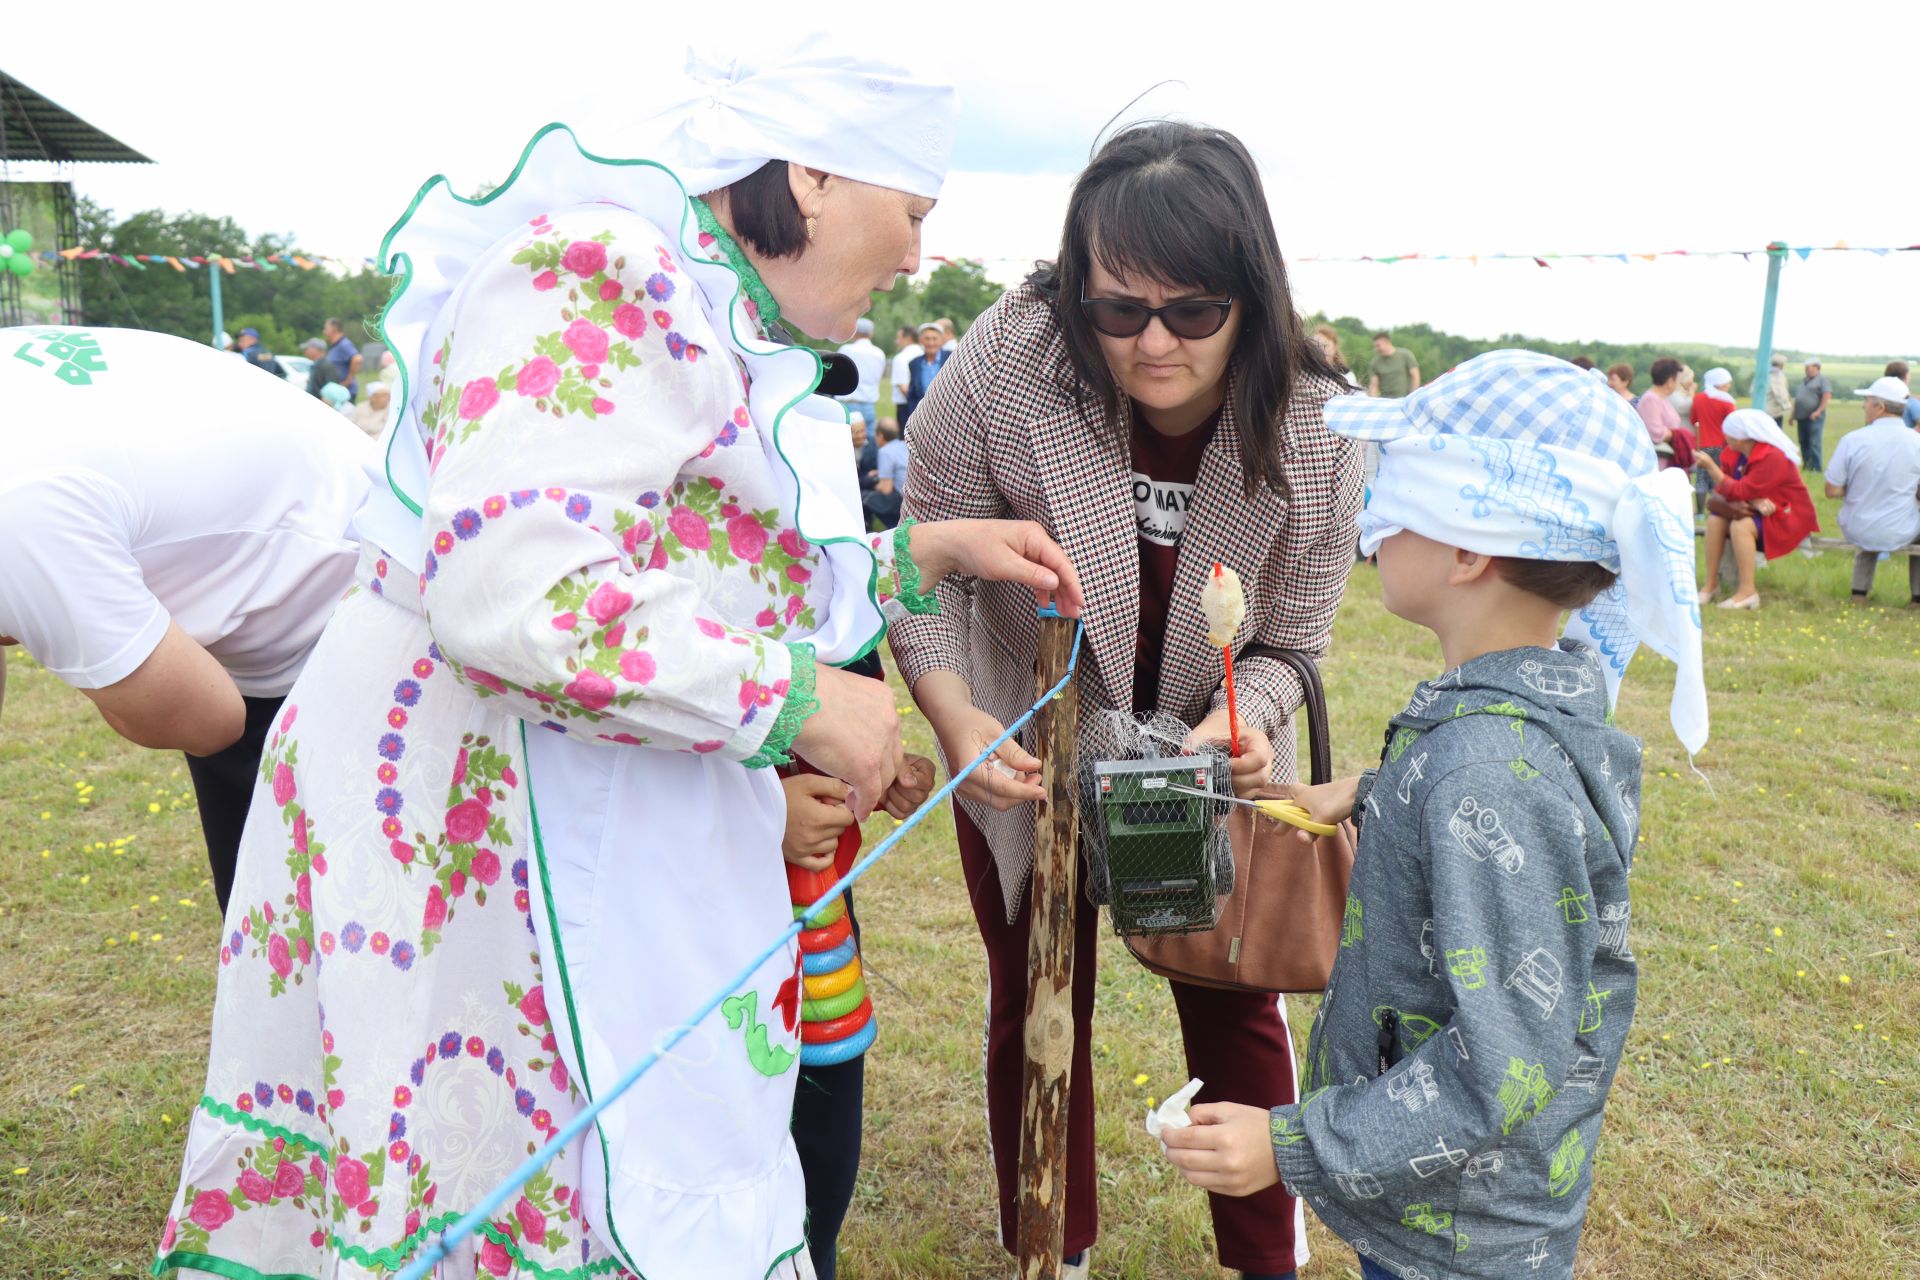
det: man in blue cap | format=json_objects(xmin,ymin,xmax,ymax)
[{"xmin": 234, "ymin": 326, "xmax": 285, "ymax": 378}]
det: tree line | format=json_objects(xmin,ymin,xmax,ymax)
[{"xmin": 65, "ymin": 199, "xmax": 1835, "ymax": 398}]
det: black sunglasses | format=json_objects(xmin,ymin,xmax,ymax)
[{"xmin": 1079, "ymin": 292, "xmax": 1234, "ymax": 340}]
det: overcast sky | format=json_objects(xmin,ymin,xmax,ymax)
[{"xmin": 8, "ymin": 1, "xmax": 1916, "ymax": 358}]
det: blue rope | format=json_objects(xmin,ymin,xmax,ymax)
[{"xmin": 398, "ymin": 620, "xmax": 1083, "ymax": 1279}]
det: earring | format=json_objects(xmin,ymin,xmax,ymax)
[{"xmin": 806, "ymin": 216, "xmax": 818, "ymax": 242}]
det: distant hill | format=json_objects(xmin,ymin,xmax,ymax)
[{"xmin": 1309, "ymin": 314, "xmax": 1908, "ymax": 397}]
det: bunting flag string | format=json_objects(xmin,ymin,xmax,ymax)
[
  {"xmin": 19, "ymin": 241, "xmax": 1918, "ymax": 276},
  {"xmin": 1287, "ymin": 241, "xmax": 1920, "ymax": 267},
  {"xmin": 26, "ymin": 247, "xmax": 381, "ymax": 273}
]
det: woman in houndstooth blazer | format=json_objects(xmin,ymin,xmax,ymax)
[{"xmin": 892, "ymin": 121, "xmax": 1363, "ymax": 1279}]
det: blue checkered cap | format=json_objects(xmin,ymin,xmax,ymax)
[{"xmin": 1325, "ymin": 349, "xmax": 1658, "ymax": 477}]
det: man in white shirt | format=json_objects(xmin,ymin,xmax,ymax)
[
  {"xmin": 889, "ymin": 323, "xmax": 917, "ymax": 416},
  {"xmin": 835, "ymin": 317, "xmax": 886, "ymax": 437},
  {"xmin": 0, "ymin": 326, "xmax": 376, "ymax": 907},
  {"xmin": 1826, "ymin": 376, "xmax": 1920, "ymax": 605}
]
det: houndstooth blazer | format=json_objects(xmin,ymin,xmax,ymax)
[{"xmin": 892, "ymin": 284, "xmax": 1364, "ymax": 922}]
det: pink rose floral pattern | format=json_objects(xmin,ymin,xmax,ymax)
[{"xmin": 232, "ymin": 712, "xmax": 325, "ymax": 997}]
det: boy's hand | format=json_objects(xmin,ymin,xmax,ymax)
[
  {"xmin": 1184, "ymin": 711, "xmax": 1274, "ymax": 798},
  {"xmin": 883, "ymin": 753, "xmax": 937, "ymax": 820},
  {"xmin": 1274, "ymin": 775, "xmax": 1360, "ymax": 845},
  {"xmin": 1159, "ymin": 1102, "xmax": 1283, "ymax": 1196},
  {"xmin": 780, "ymin": 773, "xmax": 856, "ymax": 870}
]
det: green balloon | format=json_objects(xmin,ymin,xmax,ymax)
[
  {"xmin": 3, "ymin": 228, "xmax": 31, "ymax": 252},
  {"xmin": 7, "ymin": 255, "xmax": 35, "ymax": 277}
]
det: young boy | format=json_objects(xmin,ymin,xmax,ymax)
[{"xmin": 1161, "ymin": 352, "xmax": 1707, "ymax": 1280}]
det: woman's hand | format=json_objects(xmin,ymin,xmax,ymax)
[
  {"xmin": 914, "ymin": 672, "xmax": 1045, "ymax": 811},
  {"xmin": 792, "ymin": 664, "xmax": 904, "ymax": 821},
  {"xmin": 1754, "ymin": 497, "xmax": 1777, "ymax": 516},
  {"xmin": 908, "ymin": 520, "xmax": 1086, "ymax": 618},
  {"xmin": 884, "ymin": 754, "xmax": 938, "ymax": 820},
  {"xmin": 780, "ymin": 773, "xmax": 856, "ymax": 870},
  {"xmin": 1159, "ymin": 1102, "xmax": 1283, "ymax": 1197},
  {"xmin": 1183, "ymin": 710, "xmax": 1274, "ymax": 799},
  {"xmin": 1273, "ymin": 775, "xmax": 1361, "ymax": 845},
  {"xmin": 1694, "ymin": 452, "xmax": 1724, "ymax": 483}
]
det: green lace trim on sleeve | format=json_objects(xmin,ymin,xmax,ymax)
[
  {"xmin": 742, "ymin": 642, "xmax": 818, "ymax": 769},
  {"xmin": 691, "ymin": 197, "xmax": 781, "ymax": 332},
  {"xmin": 890, "ymin": 518, "xmax": 941, "ymax": 616}
]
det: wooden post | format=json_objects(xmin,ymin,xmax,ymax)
[{"xmin": 1017, "ymin": 614, "xmax": 1080, "ymax": 1279}]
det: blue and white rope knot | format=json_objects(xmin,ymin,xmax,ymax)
[{"xmin": 398, "ymin": 619, "xmax": 1084, "ymax": 1279}]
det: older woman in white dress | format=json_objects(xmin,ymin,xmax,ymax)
[{"xmin": 154, "ymin": 41, "xmax": 1079, "ymax": 1280}]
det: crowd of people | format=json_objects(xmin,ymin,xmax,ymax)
[
  {"xmin": 1353, "ymin": 342, "xmax": 1920, "ymax": 612},
  {"xmin": 224, "ymin": 315, "xmax": 398, "ymax": 437},
  {"xmin": 0, "ymin": 35, "xmax": 1902, "ymax": 1280}
]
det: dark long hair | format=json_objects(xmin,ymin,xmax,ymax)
[{"xmin": 1029, "ymin": 120, "xmax": 1341, "ymax": 494}]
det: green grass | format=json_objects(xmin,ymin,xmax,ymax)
[{"xmin": 2, "ymin": 402, "xmax": 1915, "ymax": 1277}]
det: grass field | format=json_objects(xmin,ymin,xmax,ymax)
[{"xmin": 1, "ymin": 403, "xmax": 1915, "ymax": 1278}]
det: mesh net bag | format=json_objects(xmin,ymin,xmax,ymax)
[{"xmin": 1077, "ymin": 710, "xmax": 1236, "ymax": 936}]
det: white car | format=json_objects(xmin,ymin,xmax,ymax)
[{"xmin": 279, "ymin": 354, "xmax": 314, "ymax": 390}]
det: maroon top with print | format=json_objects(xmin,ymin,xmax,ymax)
[{"xmin": 1130, "ymin": 406, "xmax": 1220, "ymax": 712}]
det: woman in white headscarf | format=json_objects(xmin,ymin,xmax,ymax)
[
  {"xmin": 1694, "ymin": 408, "xmax": 1819, "ymax": 609},
  {"xmin": 152, "ymin": 38, "xmax": 1082, "ymax": 1280}
]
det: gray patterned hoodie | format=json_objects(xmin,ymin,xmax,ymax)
[{"xmin": 1268, "ymin": 641, "xmax": 1641, "ymax": 1280}]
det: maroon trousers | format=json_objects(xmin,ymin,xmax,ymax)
[{"xmin": 957, "ymin": 805, "xmax": 1305, "ymax": 1274}]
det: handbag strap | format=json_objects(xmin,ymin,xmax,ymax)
[{"xmin": 1237, "ymin": 645, "xmax": 1333, "ymax": 786}]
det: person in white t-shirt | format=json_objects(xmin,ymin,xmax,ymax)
[
  {"xmin": 0, "ymin": 326, "xmax": 376, "ymax": 908},
  {"xmin": 889, "ymin": 322, "xmax": 916, "ymax": 412},
  {"xmin": 835, "ymin": 316, "xmax": 886, "ymax": 432}
]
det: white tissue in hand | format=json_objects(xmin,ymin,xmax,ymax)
[
  {"xmin": 1200, "ymin": 567, "xmax": 1245, "ymax": 648},
  {"xmin": 1145, "ymin": 1077, "xmax": 1205, "ymax": 1152}
]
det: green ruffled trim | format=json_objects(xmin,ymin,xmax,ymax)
[
  {"xmin": 691, "ymin": 197, "xmax": 780, "ymax": 332},
  {"xmin": 194, "ymin": 1096, "xmax": 332, "ymax": 1160},
  {"xmin": 742, "ymin": 643, "xmax": 818, "ymax": 769},
  {"xmin": 889, "ymin": 519, "xmax": 940, "ymax": 616},
  {"xmin": 151, "ymin": 1252, "xmax": 315, "ymax": 1280}
]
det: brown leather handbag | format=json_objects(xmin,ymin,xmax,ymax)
[{"xmin": 1123, "ymin": 648, "xmax": 1356, "ymax": 995}]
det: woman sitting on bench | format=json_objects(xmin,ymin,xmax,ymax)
[{"xmin": 1694, "ymin": 409, "xmax": 1819, "ymax": 610}]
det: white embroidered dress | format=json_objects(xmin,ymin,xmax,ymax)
[{"xmin": 155, "ymin": 126, "xmax": 928, "ymax": 1280}]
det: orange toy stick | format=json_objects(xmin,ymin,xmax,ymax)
[{"xmin": 1222, "ymin": 641, "xmax": 1241, "ymax": 758}]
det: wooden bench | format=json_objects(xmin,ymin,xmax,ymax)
[{"xmin": 1692, "ymin": 525, "xmax": 1920, "ymax": 559}]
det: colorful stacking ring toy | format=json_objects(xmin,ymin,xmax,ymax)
[
  {"xmin": 788, "ymin": 824, "xmax": 877, "ymax": 1068},
  {"xmin": 798, "ymin": 1017, "xmax": 876, "ymax": 1066},
  {"xmin": 802, "ymin": 937, "xmax": 860, "ymax": 976}
]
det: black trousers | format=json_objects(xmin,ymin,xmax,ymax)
[{"xmin": 183, "ymin": 694, "xmax": 283, "ymax": 913}]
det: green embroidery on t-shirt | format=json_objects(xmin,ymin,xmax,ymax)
[
  {"xmin": 1556, "ymin": 888, "xmax": 1591, "ymax": 923},
  {"xmin": 1341, "ymin": 894, "xmax": 1364, "ymax": 948},
  {"xmin": 11, "ymin": 330, "xmax": 106, "ymax": 385}
]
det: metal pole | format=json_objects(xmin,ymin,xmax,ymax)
[
  {"xmin": 208, "ymin": 264, "xmax": 224, "ymax": 348},
  {"xmin": 1750, "ymin": 242, "xmax": 1786, "ymax": 409}
]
